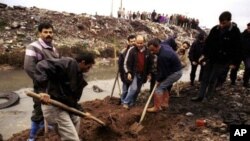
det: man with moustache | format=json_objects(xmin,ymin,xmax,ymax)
[
  {"xmin": 24, "ymin": 22, "xmax": 59, "ymax": 141},
  {"xmin": 119, "ymin": 35, "xmax": 136, "ymax": 104},
  {"xmin": 122, "ymin": 35, "xmax": 152, "ymax": 109}
]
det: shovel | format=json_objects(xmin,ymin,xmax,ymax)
[
  {"xmin": 26, "ymin": 91, "xmax": 106, "ymax": 126},
  {"xmin": 110, "ymin": 71, "xmax": 119, "ymax": 99},
  {"xmin": 129, "ymin": 84, "xmax": 157, "ymax": 134}
]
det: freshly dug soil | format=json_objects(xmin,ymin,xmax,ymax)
[{"xmin": 7, "ymin": 81, "xmax": 250, "ymax": 141}]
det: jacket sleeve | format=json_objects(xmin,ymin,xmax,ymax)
[
  {"xmin": 68, "ymin": 59, "xmax": 80, "ymax": 95},
  {"xmin": 123, "ymin": 47, "xmax": 134, "ymax": 74},
  {"xmin": 188, "ymin": 42, "xmax": 196, "ymax": 61},
  {"xmin": 34, "ymin": 60, "xmax": 50, "ymax": 93},
  {"xmin": 231, "ymin": 27, "xmax": 242, "ymax": 65},
  {"xmin": 24, "ymin": 45, "xmax": 39, "ymax": 80}
]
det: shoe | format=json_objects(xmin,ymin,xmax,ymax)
[
  {"xmin": 122, "ymin": 104, "xmax": 129, "ymax": 109},
  {"xmin": 147, "ymin": 106, "xmax": 162, "ymax": 112},
  {"xmin": 190, "ymin": 81, "xmax": 194, "ymax": 86},
  {"xmin": 191, "ymin": 96, "xmax": 203, "ymax": 102}
]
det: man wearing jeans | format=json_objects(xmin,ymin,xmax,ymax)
[
  {"xmin": 147, "ymin": 38, "xmax": 182, "ymax": 113},
  {"xmin": 122, "ymin": 35, "xmax": 152, "ymax": 109},
  {"xmin": 119, "ymin": 35, "xmax": 136, "ymax": 105}
]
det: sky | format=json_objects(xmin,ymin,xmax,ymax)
[{"xmin": 1, "ymin": 0, "xmax": 249, "ymax": 31}]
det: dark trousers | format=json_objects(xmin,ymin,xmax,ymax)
[
  {"xmin": 243, "ymin": 57, "xmax": 250, "ymax": 85},
  {"xmin": 217, "ymin": 61, "xmax": 241, "ymax": 85},
  {"xmin": 198, "ymin": 62, "xmax": 228, "ymax": 98},
  {"xmin": 31, "ymin": 83, "xmax": 44, "ymax": 122},
  {"xmin": 190, "ymin": 64, "xmax": 204, "ymax": 84}
]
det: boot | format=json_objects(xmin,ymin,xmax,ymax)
[
  {"xmin": 161, "ymin": 91, "xmax": 169, "ymax": 110},
  {"xmin": 28, "ymin": 121, "xmax": 43, "ymax": 140},
  {"xmin": 147, "ymin": 94, "xmax": 162, "ymax": 113}
]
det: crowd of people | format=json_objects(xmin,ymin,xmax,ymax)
[
  {"xmin": 23, "ymin": 10, "xmax": 250, "ymax": 140},
  {"xmin": 117, "ymin": 8, "xmax": 200, "ymax": 29}
]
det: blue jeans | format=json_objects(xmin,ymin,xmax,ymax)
[
  {"xmin": 121, "ymin": 83, "xmax": 129, "ymax": 103},
  {"xmin": 122, "ymin": 74, "xmax": 144, "ymax": 106},
  {"xmin": 155, "ymin": 70, "xmax": 182, "ymax": 95}
]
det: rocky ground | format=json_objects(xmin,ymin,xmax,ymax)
[
  {"xmin": 0, "ymin": 3, "xmax": 198, "ymax": 67},
  {"xmin": 7, "ymin": 81, "xmax": 250, "ymax": 141}
]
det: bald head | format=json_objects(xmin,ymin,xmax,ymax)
[{"xmin": 135, "ymin": 35, "xmax": 145, "ymax": 49}]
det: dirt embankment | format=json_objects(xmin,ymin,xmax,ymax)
[
  {"xmin": 0, "ymin": 3, "xmax": 198, "ymax": 67},
  {"xmin": 7, "ymin": 81, "xmax": 250, "ymax": 141}
]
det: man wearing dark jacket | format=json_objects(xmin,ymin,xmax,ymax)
[
  {"xmin": 122, "ymin": 35, "xmax": 152, "ymax": 108},
  {"xmin": 188, "ymin": 33, "xmax": 206, "ymax": 85},
  {"xmin": 35, "ymin": 52, "xmax": 95, "ymax": 141},
  {"xmin": 119, "ymin": 35, "xmax": 136, "ymax": 103},
  {"xmin": 191, "ymin": 11, "xmax": 241, "ymax": 101},
  {"xmin": 161, "ymin": 34, "xmax": 178, "ymax": 51},
  {"xmin": 242, "ymin": 23, "xmax": 250, "ymax": 87},
  {"xmin": 147, "ymin": 38, "xmax": 182, "ymax": 112}
]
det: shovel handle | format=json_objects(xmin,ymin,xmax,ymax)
[
  {"xmin": 139, "ymin": 84, "xmax": 157, "ymax": 123},
  {"xmin": 26, "ymin": 91, "xmax": 106, "ymax": 126},
  {"xmin": 110, "ymin": 71, "xmax": 119, "ymax": 99}
]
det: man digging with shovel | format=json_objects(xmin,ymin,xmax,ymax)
[
  {"xmin": 147, "ymin": 38, "xmax": 183, "ymax": 112},
  {"xmin": 34, "ymin": 51, "xmax": 95, "ymax": 141}
]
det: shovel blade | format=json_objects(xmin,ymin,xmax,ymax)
[{"xmin": 129, "ymin": 122, "xmax": 144, "ymax": 134}]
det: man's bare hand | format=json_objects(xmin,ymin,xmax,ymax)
[
  {"xmin": 229, "ymin": 65, "xmax": 236, "ymax": 69},
  {"xmin": 192, "ymin": 61, "xmax": 198, "ymax": 65},
  {"xmin": 147, "ymin": 74, "xmax": 152, "ymax": 82},
  {"xmin": 39, "ymin": 93, "xmax": 50, "ymax": 104},
  {"xmin": 127, "ymin": 73, "xmax": 132, "ymax": 81}
]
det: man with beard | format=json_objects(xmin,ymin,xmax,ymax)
[
  {"xmin": 119, "ymin": 35, "xmax": 136, "ymax": 104},
  {"xmin": 24, "ymin": 22, "xmax": 59, "ymax": 141}
]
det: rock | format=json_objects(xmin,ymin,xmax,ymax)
[
  {"xmin": 11, "ymin": 21, "xmax": 21, "ymax": 29},
  {"xmin": 185, "ymin": 112, "xmax": 194, "ymax": 116},
  {"xmin": 13, "ymin": 6, "xmax": 26, "ymax": 10},
  {"xmin": 0, "ymin": 3, "xmax": 7, "ymax": 8},
  {"xmin": 4, "ymin": 26, "xmax": 11, "ymax": 30}
]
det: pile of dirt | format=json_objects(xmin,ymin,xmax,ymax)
[{"xmin": 7, "ymin": 81, "xmax": 250, "ymax": 141}]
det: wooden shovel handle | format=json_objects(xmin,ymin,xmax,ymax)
[
  {"xmin": 139, "ymin": 84, "xmax": 157, "ymax": 123},
  {"xmin": 26, "ymin": 91, "xmax": 106, "ymax": 126}
]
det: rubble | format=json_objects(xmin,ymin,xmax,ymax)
[{"xmin": 0, "ymin": 3, "xmax": 198, "ymax": 67}]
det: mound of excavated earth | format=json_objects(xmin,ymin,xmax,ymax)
[{"xmin": 7, "ymin": 82, "xmax": 250, "ymax": 141}]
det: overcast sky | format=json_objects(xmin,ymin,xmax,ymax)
[{"xmin": 1, "ymin": 0, "xmax": 249, "ymax": 31}]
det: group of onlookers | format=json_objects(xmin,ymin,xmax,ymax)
[{"xmin": 117, "ymin": 9, "xmax": 199, "ymax": 29}]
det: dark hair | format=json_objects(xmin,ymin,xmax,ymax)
[
  {"xmin": 148, "ymin": 38, "xmax": 161, "ymax": 47},
  {"xmin": 74, "ymin": 51, "xmax": 95, "ymax": 65},
  {"xmin": 127, "ymin": 35, "xmax": 136, "ymax": 41},
  {"xmin": 38, "ymin": 22, "xmax": 54, "ymax": 32},
  {"xmin": 247, "ymin": 23, "xmax": 250, "ymax": 27},
  {"xmin": 219, "ymin": 11, "xmax": 231, "ymax": 22},
  {"xmin": 183, "ymin": 41, "xmax": 190, "ymax": 47}
]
